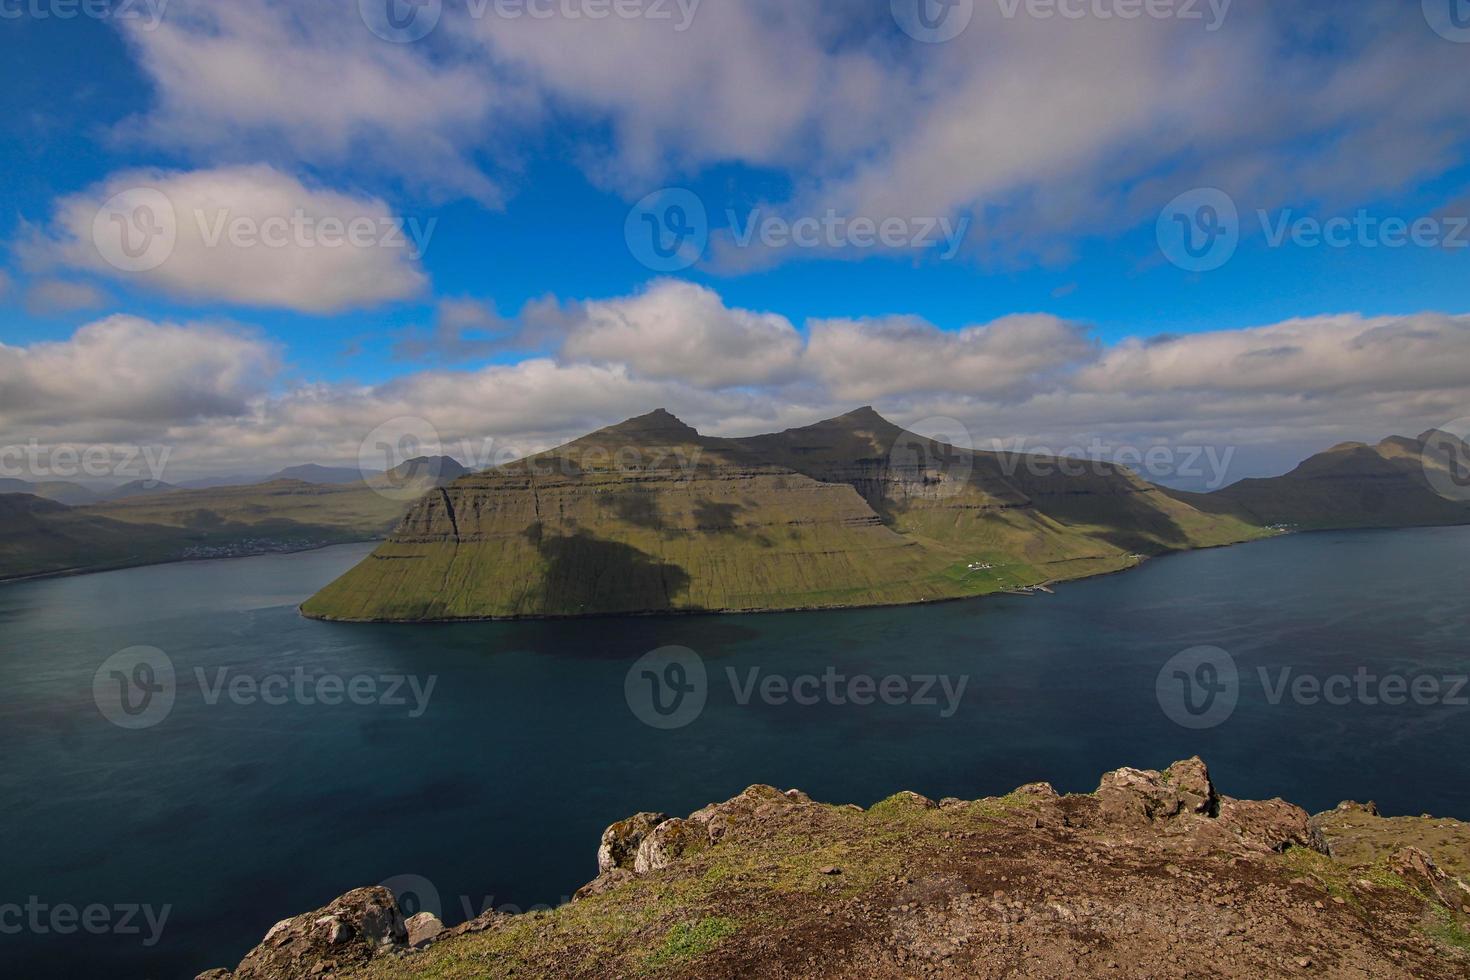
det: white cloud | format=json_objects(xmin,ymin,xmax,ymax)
[
  {"xmin": 28, "ymin": 165, "xmax": 430, "ymax": 313},
  {"xmin": 805, "ymin": 313, "xmax": 1095, "ymax": 403},
  {"xmin": 0, "ymin": 316, "xmax": 278, "ymax": 433},
  {"xmin": 118, "ymin": 0, "xmax": 510, "ymax": 203},
  {"xmin": 559, "ymin": 279, "xmax": 802, "ymax": 387}
]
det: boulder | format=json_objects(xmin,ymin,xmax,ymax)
[
  {"xmin": 597, "ymin": 811, "xmax": 668, "ymax": 873},
  {"xmin": 634, "ymin": 817, "xmax": 707, "ymax": 874},
  {"xmin": 1096, "ymin": 757, "xmax": 1217, "ymax": 826},
  {"xmin": 1216, "ymin": 797, "xmax": 1326, "ymax": 853},
  {"xmin": 404, "ymin": 911, "xmax": 444, "ymax": 948},
  {"xmin": 197, "ymin": 886, "xmax": 406, "ymax": 979}
]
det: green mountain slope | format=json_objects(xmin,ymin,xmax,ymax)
[
  {"xmin": 303, "ymin": 409, "xmax": 1265, "ymax": 622},
  {"xmin": 1167, "ymin": 430, "xmax": 1470, "ymax": 529},
  {"xmin": 0, "ymin": 494, "xmax": 192, "ymax": 579}
]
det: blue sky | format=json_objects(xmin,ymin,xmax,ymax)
[{"xmin": 1, "ymin": 0, "xmax": 1468, "ymax": 483}]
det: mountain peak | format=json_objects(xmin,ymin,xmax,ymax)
[{"xmin": 601, "ymin": 409, "xmax": 699, "ymax": 440}]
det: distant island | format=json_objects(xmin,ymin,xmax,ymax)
[{"xmin": 300, "ymin": 408, "xmax": 1470, "ymax": 622}]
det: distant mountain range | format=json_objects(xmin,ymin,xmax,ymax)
[
  {"xmin": 0, "ymin": 457, "xmax": 468, "ymax": 581},
  {"xmin": 303, "ymin": 409, "xmax": 1470, "ymax": 622}
]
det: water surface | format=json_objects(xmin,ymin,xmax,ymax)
[{"xmin": 1, "ymin": 527, "xmax": 1467, "ymax": 978}]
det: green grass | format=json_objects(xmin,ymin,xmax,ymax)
[{"xmin": 641, "ymin": 917, "xmax": 738, "ymax": 972}]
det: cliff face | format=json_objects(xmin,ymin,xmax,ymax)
[
  {"xmin": 198, "ymin": 759, "xmax": 1470, "ymax": 979},
  {"xmin": 303, "ymin": 408, "xmax": 1262, "ymax": 621}
]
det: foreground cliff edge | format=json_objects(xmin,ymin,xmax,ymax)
[{"xmin": 198, "ymin": 759, "xmax": 1470, "ymax": 979}]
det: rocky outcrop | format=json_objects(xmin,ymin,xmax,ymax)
[
  {"xmin": 196, "ymin": 887, "xmax": 406, "ymax": 979},
  {"xmin": 198, "ymin": 759, "xmax": 1470, "ymax": 979}
]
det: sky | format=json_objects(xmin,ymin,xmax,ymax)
[{"xmin": 1, "ymin": 0, "xmax": 1468, "ymax": 489}]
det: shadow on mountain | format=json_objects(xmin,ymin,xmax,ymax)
[
  {"xmin": 525, "ymin": 525, "xmax": 696, "ymax": 614},
  {"xmin": 602, "ymin": 492, "xmax": 663, "ymax": 530},
  {"xmin": 1030, "ymin": 490, "xmax": 1191, "ymax": 553}
]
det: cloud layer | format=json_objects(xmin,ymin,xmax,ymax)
[{"xmin": 4, "ymin": 285, "xmax": 1466, "ymax": 490}]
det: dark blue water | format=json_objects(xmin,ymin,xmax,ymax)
[{"xmin": 1, "ymin": 527, "xmax": 1467, "ymax": 978}]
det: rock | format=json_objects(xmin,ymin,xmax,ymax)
[
  {"xmin": 1096, "ymin": 759, "xmax": 1214, "ymax": 826},
  {"xmin": 689, "ymin": 784, "xmax": 807, "ymax": 845},
  {"xmin": 635, "ymin": 817, "xmax": 707, "ymax": 874},
  {"xmin": 203, "ymin": 886, "xmax": 406, "ymax": 979},
  {"xmin": 873, "ymin": 790, "xmax": 938, "ymax": 812},
  {"xmin": 597, "ymin": 811, "xmax": 668, "ymax": 873},
  {"xmin": 1217, "ymin": 797, "xmax": 1326, "ymax": 854},
  {"xmin": 404, "ymin": 911, "xmax": 444, "ymax": 948},
  {"xmin": 1015, "ymin": 782, "xmax": 1059, "ymax": 798},
  {"xmin": 1334, "ymin": 800, "xmax": 1380, "ymax": 816},
  {"xmin": 819, "ymin": 866, "xmax": 842, "ymax": 875},
  {"xmin": 1389, "ymin": 846, "xmax": 1469, "ymax": 909},
  {"xmin": 573, "ymin": 867, "xmax": 635, "ymax": 901}
]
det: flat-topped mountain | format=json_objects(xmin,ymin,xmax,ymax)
[{"xmin": 301, "ymin": 408, "xmax": 1263, "ymax": 622}]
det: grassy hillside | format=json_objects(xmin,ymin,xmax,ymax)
[
  {"xmin": 304, "ymin": 409, "xmax": 1265, "ymax": 622},
  {"xmin": 0, "ymin": 494, "xmax": 193, "ymax": 580}
]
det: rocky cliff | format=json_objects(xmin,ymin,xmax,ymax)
[{"xmin": 197, "ymin": 759, "xmax": 1470, "ymax": 979}]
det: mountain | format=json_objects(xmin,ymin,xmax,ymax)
[
  {"xmin": 1168, "ymin": 430, "xmax": 1470, "ymax": 529},
  {"xmin": 176, "ymin": 473, "xmax": 269, "ymax": 490},
  {"xmin": 302, "ymin": 408, "xmax": 1263, "ymax": 622},
  {"xmin": 373, "ymin": 455, "xmax": 470, "ymax": 487},
  {"xmin": 267, "ymin": 464, "xmax": 376, "ymax": 485},
  {"xmin": 0, "ymin": 494, "xmax": 191, "ymax": 579},
  {"xmin": 0, "ymin": 478, "xmax": 101, "ymax": 506},
  {"xmin": 104, "ymin": 479, "xmax": 180, "ymax": 500}
]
